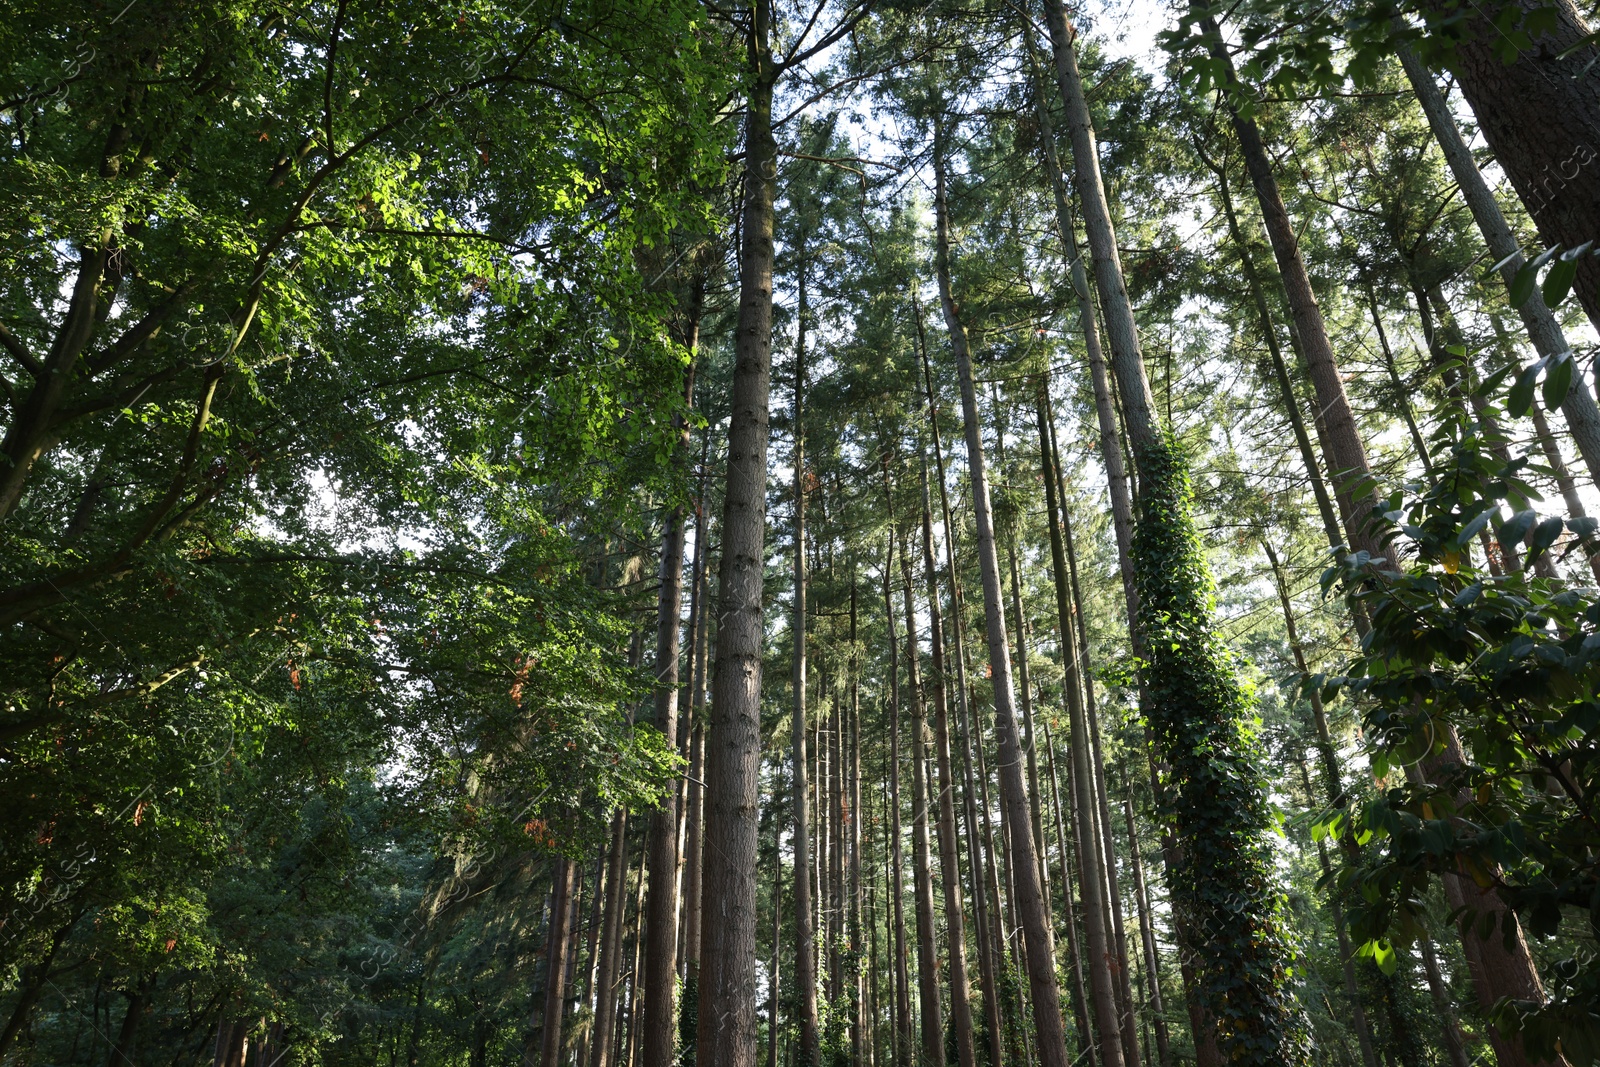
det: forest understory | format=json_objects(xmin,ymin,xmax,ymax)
[{"xmin": 4, "ymin": 0, "xmax": 1600, "ymax": 1066}]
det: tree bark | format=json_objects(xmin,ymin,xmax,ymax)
[
  {"xmin": 1397, "ymin": 41, "xmax": 1600, "ymax": 487},
  {"xmin": 917, "ymin": 451, "xmax": 979, "ymax": 1067},
  {"xmin": 535, "ymin": 858, "xmax": 577, "ymax": 1067},
  {"xmin": 592, "ymin": 814, "xmax": 631, "ymax": 1067},
  {"xmin": 880, "ymin": 523, "xmax": 916, "ymax": 1067},
  {"xmin": 1421, "ymin": 0, "xmax": 1600, "ymax": 333},
  {"xmin": 1037, "ymin": 384, "xmax": 1128, "ymax": 1067},
  {"xmin": 791, "ymin": 265, "xmax": 822, "ymax": 1067},
  {"xmin": 696, "ymin": 11, "xmax": 775, "ymax": 1064},
  {"xmin": 897, "ymin": 518, "xmax": 947, "ymax": 1067},
  {"xmin": 933, "ymin": 116, "xmax": 1070, "ymax": 1067},
  {"xmin": 1197, "ymin": 12, "xmax": 1381, "ymax": 557}
]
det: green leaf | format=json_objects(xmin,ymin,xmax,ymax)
[
  {"xmin": 1474, "ymin": 363, "xmax": 1515, "ymax": 399},
  {"xmin": 1530, "ymin": 516, "xmax": 1565, "ymax": 553},
  {"xmin": 1457, "ymin": 506, "xmax": 1499, "ymax": 547},
  {"xmin": 1543, "ymin": 256, "xmax": 1579, "ymax": 308},
  {"xmin": 1498, "ymin": 509, "xmax": 1537, "ymax": 546},
  {"xmin": 1508, "ymin": 361, "xmax": 1545, "ymax": 418},
  {"xmin": 1543, "ymin": 352, "xmax": 1575, "ymax": 408}
]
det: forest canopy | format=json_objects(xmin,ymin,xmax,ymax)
[{"xmin": 3, "ymin": 0, "xmax": 1600, "ymax": 1066}]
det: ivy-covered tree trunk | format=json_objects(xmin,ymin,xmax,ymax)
[{"xmin": 1132, "ymin": 439, "xmax": 1310, "ymax": 1065}]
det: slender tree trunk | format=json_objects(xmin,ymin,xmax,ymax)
[
  {"xmin": 913, "ymin": 300, "xmax": 1008, "ymax": 1067},
  {"xmin": 1397, "ymin": 41, "xmax": 1600, "ymax": 486},
  {"xmin": 1200, "ymin": 146, "xmax": 1344, "ymax": 550},
  {"xmin": 933, "ymin": 115, "xmax": 1069, "ymax": 1067},
  {"xmin": 770, "ymin": 859, "xmax": 783, "ymax": 1067},
  {"xmin": 642, "ymin": 300, "xmax": 701, "ymax": 1067},
  {"xmin": 917, "ymin": 452, "xmax": 979, "ymax": 1067},
  {"xmin": 683, "ymin": 486, "xmax": 712, "ymax": 997},
  {"xmin": 0, "ymin": 916, "xmax": 75, "ymax": 1061},
  {"xmin": 1262, "ymin": 545, "xmax": 1380, "ymax": 1067},
  {"xmin": 791, "ymin": 271, "xmax": 822, "ymax": 1067},
  {"xmin": 592, "ymin": 814, "xmax": 631, "ymax": 1067},
  {"xmin": 697, "ymin": 10, "xmax": 776, "ymax": 1063},
  {"xmin": 880, "ymin": 521, "xmax": 916, "ymax": 1067},
  {"xmin": 1417, "ymin": 936, "xmax": 1473, "ymax": 1067},
  {"xmin": 537, "ymin": 858, "xmax": 577, "ymax": 1067},
  {"xmin": 579, "ymin": 844, "xmax": 608, "ymax": 1067},
  {"xmin": 1040, "ymin": 8, "xmax": 1159, "ymax": 458},
  {"xmin": 850, "ymin": 579, "xmax": 867, "ymax": 1067},
  {"xmin": 898, "ymin": 523, "xmax": 947, "ymax": 1067},
  {"xmin": 1365, "ymin": 283, "xmax": 1435, "ymax": 478},
  {"xmin": 1196, "ymin": 11, "xmax": 1380, "ymax": 556},
  {"xmin": 1121, "ymin": 788, "xmax": 1171, "ymax": 1067},
  {"xmin": 1037, "ymin": 384, "xmax": 1128, "ymax": 1067},
  {"xmin": 1042, "ymin": 717, "xmax": 1093, "ymax": 1063},
  {"xmin": 992, "ymin": 395, "xmax": 1051, "ymax": 907}
]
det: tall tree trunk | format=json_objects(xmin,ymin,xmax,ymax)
[
  {"xmin": 850, "ymin": 578, "xmax": 867, "ymax": 1067},
  {"xmin": 592, "ymin": 814, "xmax": 631, "ymax": 1067},
  {"xmin": 683, "ymin": 489, "xmax": 713, "ymax": 997},
  {"xmin": 1417, "ymin": 936, "xmax": 1473, "ymax": 1067},
  {"xmin": 1397, "ymin": 41, "xmax": 1600, "ymax": 487},
  {"xmin": 1417, "ymin": 0, "xmax": 1600, "ymax": 333},
  {"xmin": 914, "ymin": 299, "xmax": 1008, "ymax": 1067},
  {"xmin": 1195, "ymin": 11, "xmax": 1380, "ymax": 557},
  {"xmin": 770, "ymin": 859, "xmax": 783, "ymax": 1067},
  {"xmin": 1121, "ymin": 788, "xmax": 1171, "ymax": 1067},
  {"xmin": 1036, "ymin": 384, "xmax": 1128, "ymax": 1067},
  {"xmin": 1042, "ymin": 717, "xmax": 1094, "ymax": 1063},
  {"xmin": 0, "ymin": 916, "xmax": 75, "ymax": 1061},
  {"xmin": 791, "ymin": 268, "xmax": 822, "ymax": 1067},
  {"xmin": 106, "ymin": 980, "xmax": 149, "ymax": 1067},
  {"xmin": 538, "ymin": 858, "xmax": 577, "ymax": 1067},
  {"xmin": 642, "ymin": 298, "xmax": 701, "ymax": 1067},
  {"xmin": 898, "ymin": 522, "xmax": 947, "ymax": 1067},
  {"xmin": 1198, "ymin": 144, "xmax": 1343, "ymax": 550},
  {"xmin": 1262, "ymin": 544, "xmax": 1381, "ymax": 1067},
  {"xmin": 1364, "ymin": 283, "xmax": 1435, "ymax": 479},
  {"xmin": 991, "ymin": 392, "xmax": 1051, "ymax": 908},
  {"xmin": 579, "ymin": 845, "xmax": 608, "ymax": 1067},
  {"xmin": 917, "ymin": 452, "xmax": 979, "ymax": 1067},
  {"xmin": 880, "ymin": 523, "xmax": 916, "ymax": 1067},
  {"xmin": 697, "ymin": 9, "xmax": 776, "ymax": 1063},
  {"xmin": 933, "ymin": 114, "xmax": 1070, "ymax": 1067}
]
